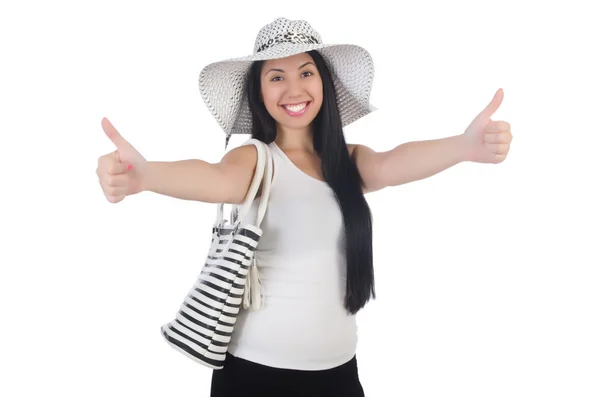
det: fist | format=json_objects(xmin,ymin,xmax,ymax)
[
  {"xmin": 463, "ymin": 89, "xmax": 512, "ymax": 164},
  {"xmin": 96, "ymin": 118, "xmax": 148, "ymax": 203}
]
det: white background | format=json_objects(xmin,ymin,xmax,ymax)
[{"xmin": 1, "ymin": 0, "xmax": 599, "ymax": 396}]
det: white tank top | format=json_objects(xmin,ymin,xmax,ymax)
[{"xmin": 227, "ymin": 140, "xmax": 358, "ymax": 370}]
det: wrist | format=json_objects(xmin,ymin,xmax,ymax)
[{"xmin": 458, "ymin": 133, "xmax": 475, "ymax": 163}]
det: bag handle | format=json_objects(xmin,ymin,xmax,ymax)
[
  {"xmin": 213, "ymin": 139, "xmax": 267, "ymax": 228},
  {"xmin": 253, "ymin": 140, "xmax": 273, "ymax": 228}
]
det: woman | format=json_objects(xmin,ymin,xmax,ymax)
[{"xmin": 96, "ymin": 17, "xmax": 512, "ymax": 397}]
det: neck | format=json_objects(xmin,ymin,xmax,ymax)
[{"xmin": 274, "ymin": 124, "xmax": 315, "ymax": 152}]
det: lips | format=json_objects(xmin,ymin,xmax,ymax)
[{"xmin": 281, "ymin": 101, "xmax": 311, "ymax": 117}]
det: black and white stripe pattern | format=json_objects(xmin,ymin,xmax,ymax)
[
  {"xmin": 160, "ymin": 224, "xmax": 262, "ymax": 368},
  {"xmin": 160, "ymin": 139, "xmax": 272, "ymax": 369}
]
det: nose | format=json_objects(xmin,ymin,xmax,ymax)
[{"xmin": 284, "ymin": 76, "xmax": 308, "ymax": 101}]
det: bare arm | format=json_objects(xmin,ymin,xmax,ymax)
[
  {"xmin": 377, "ymin": 135, "xmax": 468, "ymax": 187},
  {"xmin": 142, "ymin": 145, "xmax": 259, "ymax": 204},
  {"xmin": 349, "ymin": 135, "xmax": 469, "ymax": 193}
]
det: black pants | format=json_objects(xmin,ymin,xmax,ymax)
[{"xmin": 210, "ymin": 352, "xmax": 366, "ymax": 397}]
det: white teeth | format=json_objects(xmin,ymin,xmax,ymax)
[{"xmin": 284, "ymin": 102, "xmax": 307, "ymax": 112}]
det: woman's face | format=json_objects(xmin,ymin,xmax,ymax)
[{"xmin": 260, "ymin": 52, "xmax": 323, "ymax": 132}]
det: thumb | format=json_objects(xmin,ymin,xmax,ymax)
[
  {"xmin": 102, "ymin": 117, "xmax": 131, "ymax": 150},
  {"xmin": 475, "ymin": 88, "xmax": 504, "ymax": 120},
  {"xmin": 109, "ymin": 151, "xmax": 134, "ymax": 170}
]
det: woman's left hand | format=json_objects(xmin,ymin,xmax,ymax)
[{"xmin": 462, "ymin": 88, "xmax": 513, "ymax": 163}]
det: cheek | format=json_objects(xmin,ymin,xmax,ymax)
[
  {"xmin": 261, "ymin": 87, "xmax": 281, "ymax": 109},
  {"xmin": 310, "ymin": 82, "xmax": 324, "ymax": 107},
  {"xmin": 308, "ymin": 77, "xmax": 323, "ymax": 95}
]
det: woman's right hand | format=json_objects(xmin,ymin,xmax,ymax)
[{"xmin": 97, "ymin": 117, "xmax": 148, "ymax": 203}]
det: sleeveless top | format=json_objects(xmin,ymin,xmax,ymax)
[{"xmin": 227, "ymin": 140, "xmax": 358, "ymax": 370}]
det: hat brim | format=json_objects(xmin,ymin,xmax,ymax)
[{"xmin": 198, "ymin": 43, "xmax": 377, "ymax": 137}]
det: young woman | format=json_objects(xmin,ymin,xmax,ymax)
[{"xmin": 96, "ymin": 17, "xmax": 512, "ymax": 397}]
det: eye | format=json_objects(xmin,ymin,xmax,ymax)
[{"xmin": 270, "ymin": 71, "xmax": 313, "ymax": 82}]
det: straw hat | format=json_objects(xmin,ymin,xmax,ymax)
[{"xmin": 197, "ymin": 17, "xmax": 377, "ymax": 148}]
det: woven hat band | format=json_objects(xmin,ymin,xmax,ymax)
[{"xmin": 256, "ymin": 31, "xmax": 322, "ymax": 53}]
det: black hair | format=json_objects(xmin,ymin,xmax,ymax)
[{"xmin": 245, "ymin": 50, "xmax": 375, "ymax": 315}]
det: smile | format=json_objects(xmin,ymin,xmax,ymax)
[{"xmin": 281, "ymin": 101, "xmax": 311, "ymax": 117}]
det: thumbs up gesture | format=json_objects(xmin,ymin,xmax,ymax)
[
  {"xmin": 463, "ymin": 89, "xmax": 513, "ymax": 163},
  {"xmin": 96, "ymin": 117, "xmax": 148, "ymax": 203}
]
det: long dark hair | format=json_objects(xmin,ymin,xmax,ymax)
[{"xmin": 244, "ymin": 50, "xmax": 375, "ymax": 315}]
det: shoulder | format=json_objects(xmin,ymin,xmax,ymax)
[
  {"xmin": 214, "ymin": 143, "xmax": 263, "ymax": 203},
  {"xmin": 221, "ymin": 141, "xmax": 278, "ymax": 199},
  {"xmin": 347, "ymin": 143, "xmax": 377, "ymax": 157},
  {"xmin": 347, "ymin": 143, "xmax": 357, "ymax": 156},
  {"xmin": 346, "ymin": 143, "xmax": 386, "ymax": 194},
  {"xmin": 219, "ymin": 142, "xmax": 261, "ymax": 170}
]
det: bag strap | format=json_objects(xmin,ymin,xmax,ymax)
[
  {"xmin": 253, "ymin": 140, "xmax": 273, "ymax": 228},
  {"xmin": 213, "ymin": 138, "xmax": 267, "ymax": 228}
]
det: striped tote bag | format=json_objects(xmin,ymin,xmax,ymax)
[{"xmin": 160, "ymin": 138, "xmax": 273, "ymax": 369}]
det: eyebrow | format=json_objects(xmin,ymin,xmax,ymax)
[{"xmin": 264, "ymin": 62, "xmax": 316, "ymax": 76}]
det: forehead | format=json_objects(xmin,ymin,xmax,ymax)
[{"xmin": 262, "ymin": 52, "xmax": 315, "ymax": 70}]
